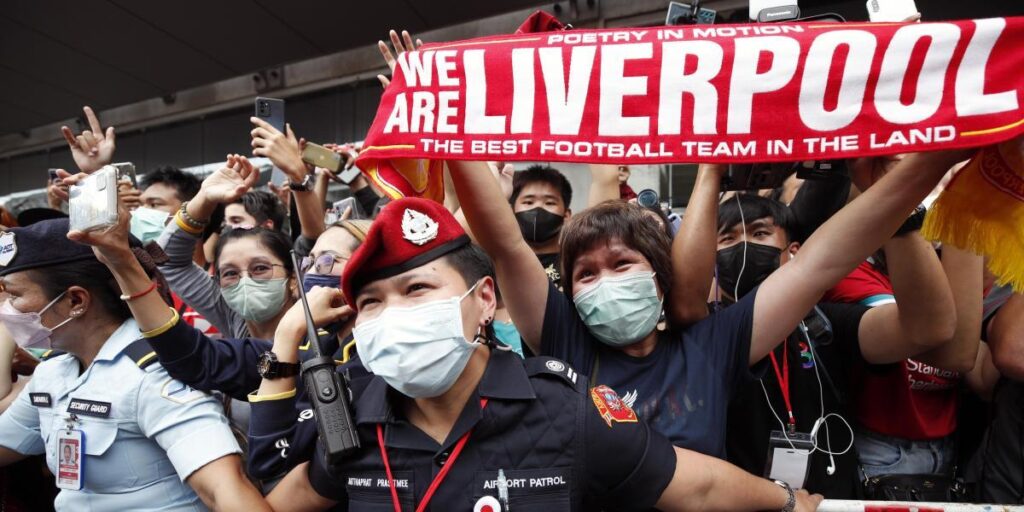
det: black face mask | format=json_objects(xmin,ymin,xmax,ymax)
[
  {"xmin": 515, "ymin": 207, "xmax": 565, "ymax": 244},
  {"xmin": 716, "ymin": 242, "xmax": 783, "ymax": 299}
]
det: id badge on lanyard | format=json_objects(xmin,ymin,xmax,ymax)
[
  {"xmin": 766, "ymin": 430, "xmax": 813, "ymax": 489},
  {"xmin": 56, "ymin": 415, "xmax": 84, "ymax": 490}
]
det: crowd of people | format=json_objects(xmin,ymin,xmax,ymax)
[{"xmin": 0, "ymin": 23, "xmax": 1019, "ymax": 512}]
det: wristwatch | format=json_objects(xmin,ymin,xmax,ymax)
[
  {"xmin": 773, "ymin": 480, "xmax": 796, "ymax": 512},
  {"xmin": 894, "ymin": 204, "xmax": 927, "ymax": 237},
  {"xmin": 286, "ymin": 173, "xmax": 315, "ymax": 192},
  {"xmin": 257, "ymin": 351, "xmax": 301, "ymax": 379}
]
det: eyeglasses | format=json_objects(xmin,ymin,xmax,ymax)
[
  {"xmin": 300, "ymin": 252, "xmax": 349, "ymax": 276},
  {"xmin": 218, "ymin": 263, "xmax": 286, "ymax": 287}
]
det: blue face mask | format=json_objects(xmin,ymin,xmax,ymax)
[
  {"xmin": 492, "ymin": 320, "xmax": 524, "ymax": 357},
  {"xmin": 572, "ymin": 272, "xmax": 663, "ymax": 347},
  {"xmin": 129, "ymin": 207, "xmax": 170, "ymax": 244},
  {"xmin": 302, "ymin": 273, "xmax": 341, "ymax": 294}
]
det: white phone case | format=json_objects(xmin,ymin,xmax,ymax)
[{"xmin": 866, "ymin": 0, "xmax": 918, "ymax": 22}]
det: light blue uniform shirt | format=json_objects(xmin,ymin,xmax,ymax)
[{"xmin": 0, "ymin": 319, "xmax": 240, "ymax": 511}]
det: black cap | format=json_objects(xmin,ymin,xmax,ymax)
[
  {"xmin": 16, "ymin": 208, "xmax": 68, "ymax": 227},
  {"xmin": 0, "ymin": 218, "xmax": 97, "ymax": 277}
]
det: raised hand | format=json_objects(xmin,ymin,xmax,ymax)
[
  {"xmin": 377, "ymin": 29, "xmax": 423, "ymax": 88},
  {"xmin": 250, "ymin": 118, "xmax": 307, "ymax": 182},
  {"xmin": 200, "ymin": 154, "xmax": 260, "ymax": 204},
  {"xmin": 47, "ymin": 169, "xmax": 72, "ymax": 208},
  {"xmin": 850, "ymin": 154, "xmax": 904, "ymax": 192},
  {"xmin": 276, "ymin": 287, "xmax": 354, "ymax": 346},
  {"xmin": 119, "ymin": 182, "xmax": 142, "ymax": 210},
  {"xmin": 60, "ymin": 106, "xmax": 116, "ymax": 173},
  {"xmin": 486, "ymin": 161, "xmax": 515, "ymax": 200},
  {"xmin": 324, "ymin": 142, "xmax": 361, "ymax": 173}
]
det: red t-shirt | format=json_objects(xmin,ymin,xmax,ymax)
[{"xmin": 824, "ymin": 261, "xmax": 960, "ymax": 440}]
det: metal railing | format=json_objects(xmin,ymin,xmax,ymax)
[{"xmin": 820, "ymin": 500, "xmax": 1024, "ymax": 511}]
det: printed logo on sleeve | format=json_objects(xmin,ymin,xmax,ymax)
[
  {"xmin": 66, "ymin": 398, "xmax": 112, "ymax": 418},
  {"xmin": 29, "ymin": 393, "xmax": 52, "ymax": 407},
  {"xmin": 590, "ymin": 385, "xmax": 638, "ymax": 428}
]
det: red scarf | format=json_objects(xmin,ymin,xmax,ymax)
[{"xmin": 356, "ymin": 16, "xmax": 1024, "ymax": 202}]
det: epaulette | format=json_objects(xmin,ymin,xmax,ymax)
[
  {"xmin": 524, "ymin": 357, "xmax": 584, "ymax": 392},
  {"xmin": 39, "ymin": 349, "xmax": 66, "ymax": 361},
  {"xmin": 124, "ymin": 339, "xmax": 159, "ymax": 370}
]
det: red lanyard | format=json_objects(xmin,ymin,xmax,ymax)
[
  {"xmin": 377, "ymin": 399, "xmax": 488, "ymax": 512},
  {"xmin": 768, "ymin": 341, "xmax": 796, "ymax": 431}
]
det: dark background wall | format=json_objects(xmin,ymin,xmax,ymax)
[{"xmin": 0, "ymin": 79, "xmax": 383, "ymax": 195}]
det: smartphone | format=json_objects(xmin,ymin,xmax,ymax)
[
  {"xmin": 254, "ymin": 97, "xmax": 287, "ymax": 186},
  {"xmin": 302, "ymin": 143, "xmax": 342, "ymax": 172},
  {"xmin": 48, "ymin": 168, "xmax": 61, "ymax": 184},
  {"xmin": 867, "ymin": 0, "xmax": 918, "ymax": 22},
  {"xmin": 332, "ymin": 197, "xmax": 364, "ymax": 220},
  {"xmin": 337, "ymin": 166, "xmax": 362, "ymax": 185},
  {"xmin": 323, "ymin": 207, "xmax": 341, "ymax": 225},
  {"xmin": 69, "ymin": 165, "xmax": 119, "ymax": 232},
  {"xmin": 111, "ymin": 162, "xmax": 137, "ymax": 188}
]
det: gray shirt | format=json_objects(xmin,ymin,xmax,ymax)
[{"xmin": 157, "ymin": 222, "xmax": 249, "ymax": 339}]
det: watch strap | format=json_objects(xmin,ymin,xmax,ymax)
[
  {"xmin": 894, "ymin": 204, "xmax": 927, "ymax": 237},
  {"xmin": 287, "ymin": 173, "xmax": 315, "ymax": 192},
  {"xmin": 276, "ymin": 361, "xmax": 301, "ymax": 378}
]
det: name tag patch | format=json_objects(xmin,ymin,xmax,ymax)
[
  {"xmin": 345, "ymin": 471, "xmax": 415, "ymax": 496},
  {"xmin": 67, "ymin": 399, "xmax": 111, "ymax": 418},
  {"xmin": 475, "ymin": 467, "xmax": 571, "ymax": 496},
  {"xmin": 29, "ymin": 393, "xmax": 52, "ymax": 407}
]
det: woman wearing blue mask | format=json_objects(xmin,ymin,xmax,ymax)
[
  {"xmin": 157, "ymin": 155, "xmax": 298, "ymax": 340},
  {"xmin": 450, "ymin": 150, "xmax": 968, "ymax": 459}
]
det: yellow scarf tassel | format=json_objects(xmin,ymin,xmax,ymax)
[{"xmin": 922, "ymin": 139, "xmax": 1024, "ymax": 292}]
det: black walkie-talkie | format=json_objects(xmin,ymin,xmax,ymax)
[{"xmin": 290, "ymin": 252, "xmax": 361, "ymax": 465}]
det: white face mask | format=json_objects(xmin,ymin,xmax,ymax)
[
  {"xmin": 0, "ymin": 291, "xmax": 74, "ymax": 349},
  {"xmin": 354, "ymin": 282, "xmax": 479, "ymax": 398}
]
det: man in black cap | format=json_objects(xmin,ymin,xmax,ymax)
[{"xmin": 252, "ymin": 197, "xmax": 822, "ymax": 511}]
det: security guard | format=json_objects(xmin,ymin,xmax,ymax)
[
  {"xmin": 254, "ymin": 198, "xmax": 822, "ymax": 512},
  {"xmin": 0, "ymin": 219, "xmax": 268, "ymax": 511}
]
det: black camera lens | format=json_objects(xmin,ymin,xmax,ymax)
[
  {"xmin": 637, "ymin": 189, "xmax": 659, "ymax": 208},
  {"xmin": 258, "ymin": 102, "xmax": 270, "ymax": 116}
]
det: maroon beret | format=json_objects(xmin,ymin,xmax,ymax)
[{"xmin": 342, "ymin": 198, "xmax": 469, "ymax": 307}]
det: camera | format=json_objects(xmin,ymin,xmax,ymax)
[
  {"xmin": 749, "ymin": 0, "xmax": 800, "ymax": 22},
  {"xmin": 665, "ymin": 1, "xmax": 717, "ymax": 25},
  {"xmin": 637, "ymin": 189, "xmax": 660, "ymax": 209},
  {"xmin": 256, "ymin": 100, "xmax": 272, "ymax": 117}
]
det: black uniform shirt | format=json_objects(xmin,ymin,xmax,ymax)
[{"xmin": 308, "ymin": 349, "xmax": 677, "ymax": 511}]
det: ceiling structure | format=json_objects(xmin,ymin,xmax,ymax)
[
  {"xmin": 0, "ymin": 0, "xmax": 555, "ymax": 139},
  {"xmin": 1, "ymin": 0, "xmax": 1020, "ymax": 156}
]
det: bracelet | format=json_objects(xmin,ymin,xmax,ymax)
[
  {"xmin": 773, "ymin": 480, "xmax": 796, "ymax": 512},
  {"xmin": 120, "ymin": 281, "xmax": 157, "ymax": 301},
  {"xmin": 178, "ymin": 202, "xmax": 209, "ymax": 230},
  {"xmin": 174, "ymin": 211, "xmax": 204, "ymax": 236},
  {"xmin": 142, "ymin": 308, "xmax": 181, "ymax": 338}
]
